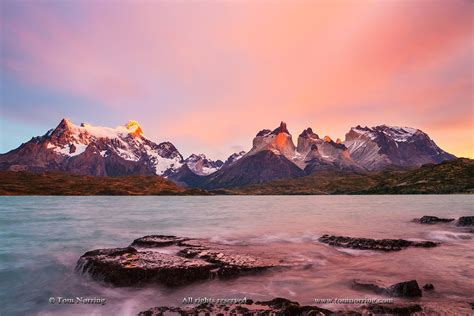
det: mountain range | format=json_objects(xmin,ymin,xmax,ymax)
[{"xmin": 0, "ymin": 119, "xmax": 456, "ymax": 189}]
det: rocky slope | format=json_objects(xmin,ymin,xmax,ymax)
[
  {"xmin": 200, "ymin": 150, "xmax": 306, "ymax": 189},
  {"xmin": 297, "ymin": 127, "xmax": 363, "ymax": 172},
  {"xmin": 183, "ymin": 154, "xmax": 223, "ymax": 176},
  {"xmin": 0, "ymin": 119, "xmax": 457, "ymax": 189},
  {"xmin": 344, "ymin": 125, "xmax": 455, "ymax": 170},
  {"xmin": 224, "ymin": 158, "xmax": 474, "ymax": 195}
]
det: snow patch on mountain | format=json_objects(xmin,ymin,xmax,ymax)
[
  {"xmin": 344, "ymin": 124, "xmax": 455, "ymax": 170},
  {"xmin": 184, "ymin": 154, "xmax": 223, "ymax": 175},
  {"xmin": 42, "ymin": 118, "xmax": 184, "ymax": 175},
  {"xmin": 224, "ymin": 151, "xmax": 246, "ymax": 166},
  {"xmin": 347, "ymin": 125, "xmax": 419, "ymax": 143}
]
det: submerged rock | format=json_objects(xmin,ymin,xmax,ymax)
[
  {"xmin": 456, "ymin": 216, "xmax": 474, "ymax": 227},
  {"xmin": 76, "ymin": 235, "xmax": 277, "ymax": 287},
  {"xmin": 352, "ymin": 279, "xmax": 422, "ymax": 298},
  {"xmin": 423, "ymin": 283, "xmax": 435, "ymax": 291},
  {"xmin": 413, "ymin": 216, "xmax": 455, "ymax": 224},
  {"xmin": 319, "ymin": 234, "xmax": 437, "ymax": 251}
]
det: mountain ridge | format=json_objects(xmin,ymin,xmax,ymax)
[{"xmin": 0, "ymin": 118, "xmax": 457, "ymax": 189}]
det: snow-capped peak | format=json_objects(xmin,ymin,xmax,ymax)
[
  {"xmin": 64, "ymin": 120, "xmax": 145, "ymax": 140},
  {"xmin": 42, "ymin": 118, "xmax": 185, "ymax": 175},
  {"xmin": 125, "ymin": 120, "xmax": 144, "ymax": 137},
  {"xmin": 347, "ymin": 125, "xmax": 420, "ymax": 143}
]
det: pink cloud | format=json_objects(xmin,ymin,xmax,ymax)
[{"xmin": 1, "ymin": 1, "xmax": 472, "ymax": 159}]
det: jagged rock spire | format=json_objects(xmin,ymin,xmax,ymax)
[{"xmin": 272, "ymin": 121, "xmax": 290, "ymax": 135}]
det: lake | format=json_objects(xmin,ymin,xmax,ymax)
[{"xmin": 0, "ymin": 196, "xmax": 473, "ymax": 315}]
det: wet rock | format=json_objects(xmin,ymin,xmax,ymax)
[
  {"xmin": 386, "ymin": 280, "xmax": 422, "ymax": 297},
  {"xmin": 367, "ymin": 304, "xmax": 423, "ymax": 315},
  {"xmin": 319, "ymin": 234, "xmax": 437, "ymax": 251},
  {"xmin": 76, "ymin": 235, "xmax": 277, "ymax": 287},
  {"xmin": 413, "ymin": 216, "xmax": 455, "ymax": 224},
  {"xmin": 352, "ymin": 279, "xmax": 386, "ymax": 294},
  {"xmin": 138, "ymin": 298, "xmax": 427, "ymax": 315},
  {"xmin": 353, "ymin": 279, "xmax": 422, "ymax": 297},
  {"xmin": 457, "ymin": 216, "xmax": 474, "ymax": 227},
  {"xmin": 130, "ymin": 235, "xmax": 190, "ymax": 248},
  {"xmin": 255, "ymin": 297, "xmax": 300, "ymax": 309},
  {"xmin": 76, "ymin": 247, "xmax": 215, "ymax": 287},
  {"xmin": 423, "ymin": 283, "xmax": 434, "ymax": 290},
  {"xmin": 139, "ymin": 298, "xmax": 337, "ymax": 316}
]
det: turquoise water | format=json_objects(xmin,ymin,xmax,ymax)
[{"xmin": 0, "ymin": 196, "xmax": 473, "ymax": 315}]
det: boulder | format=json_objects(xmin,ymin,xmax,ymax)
[
  {"xmin": 457, "ymin": 216, "xmax": 474, "ymax": 227},
  {"xmin": 386, "ymin": 280, "xmax": 422, "ymax": 297},
  {"xmin": 353, "ymin": 279, "xmax": 422, "ymax": 298},
  {"xmin": 423, "ymin": 283, "xmax": 434, "ymax": 291}
]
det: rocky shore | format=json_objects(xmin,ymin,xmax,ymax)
[{"xmin": 75, "ymin": 220, "xmax": 473, "ymax": 315}]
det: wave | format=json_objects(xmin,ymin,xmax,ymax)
[
  {"xmin": 210, "ymin": 233, "xmax": 322, "ymax": 246},
  {"xmin": 426, "ymin": 230, "xmax": 472, "ymax": 242}
]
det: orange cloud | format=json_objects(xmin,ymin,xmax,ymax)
[{"xmin": 1, "ymin": 1, "xmax": 472, "ymax": 159}]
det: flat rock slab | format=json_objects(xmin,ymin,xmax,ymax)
[
  {"xmin": 76, "ymin": 235, "xmax": 278, "ymax": 287},
  {"xmin": 413, "ymin": 216, "xmax": 455, "ymax": 224},
  {"xmin": 352, "ymin": 279, "xmax": 422, "ymax": 298},
  {"xmin": 319, "ymin": 234, "xmax": 437, "ymax": 251}
]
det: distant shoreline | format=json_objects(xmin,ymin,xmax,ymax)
[{"xmin": 1, "ymin": 158, "xmax": 473, "ymax": 195}]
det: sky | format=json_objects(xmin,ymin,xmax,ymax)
[{"xmin": 0, "ymin": 0, "xmax": 473, "ymax": 160}]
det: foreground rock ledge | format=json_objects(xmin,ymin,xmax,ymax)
[
  {"xmin": 76, "ymin": 235, "xmax": 278, "ymax": 287},
  {"xmin": 138, "ymin": 297, "xmax": 423, "ymax": 316},
  {"xmin": 318, "ymin": 234, "xmax": 438, "ymax": 251}
]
